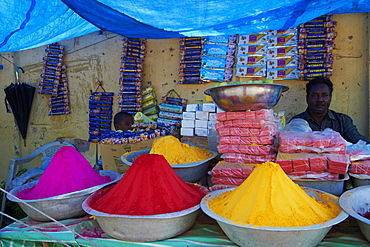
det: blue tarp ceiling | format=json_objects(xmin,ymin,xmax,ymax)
[{"xmin": 0, "ymin": 0, "xmax": 369, "ymax": 53}]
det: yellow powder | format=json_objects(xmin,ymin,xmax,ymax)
[
  {"xmin": 209, "ymin": 161, "xmax": 340, "ymax": 227},
  {"xmin": 149, "ymin": 135, "xmax": 212, "ymax": 165}
]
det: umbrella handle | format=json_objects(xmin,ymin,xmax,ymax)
[{"xmin": 15, "ymin": 67, "xmax": 24, "ymax": 84}]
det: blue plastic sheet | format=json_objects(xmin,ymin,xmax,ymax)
[{"xmin": 0, "ymin": 0, "xmax": 369, "ymax": 52}]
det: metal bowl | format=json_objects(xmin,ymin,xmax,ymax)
[
  {"xmin": 348, "ymin": 173, "xmax": 370, "ymax": 187},
  {"xmin": 339, "ymin": 185, "xmax": 370, "ymax": 242},
  {"xmin": 204, "ymin": 83, "xmax": 289, "ymax": 111},
  {"xmin": 7, "ymin": 170, "xmax": 121, "ymax": 221},
  {"xmin": 121, "ymin": 149, "xmax": 218, "ymax": 183},
  {"xmin": 82, "ymin": 184, "xmax": 206, "ymax": 242},
  {"xmin": 201, "ymin": 187, "xmax": 347, "ymax": 247}
]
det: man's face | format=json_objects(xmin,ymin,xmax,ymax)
[{"xmin": 306, "ymin": 83, "xmax": 331, "ymax": 115}]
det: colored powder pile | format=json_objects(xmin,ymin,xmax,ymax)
[
  {"xmin": 149, "ymin": 135, "xmax": 212, "ymax": 165},
  {"xmin": 17, "ymin": 146, "xmax": 111, "ymax": 200},
  {"xmin": 209, "ymin": 161, "xmax": 340, "ymax": 227},
  {"xmin": 89, "ymin": 154, "xmax": 206, "ymax": 215}
]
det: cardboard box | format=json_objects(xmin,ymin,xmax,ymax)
[
  {"xmin": 202, "ymin": 103, "xmax": 216, "ymax": 112},
  {"xmin": 181, "ymin": 127, "xmax": 195, "ymax": 136},
  {"xmin": 182, "ymin": 119, "xmax": 195, "ymax": 128},
  {"xmin": 182, "ymin": 111, "xmax": 196, "ymax": 120},
  {"xmin": 186, "ymin": 104, "xmax": 199, "ymax": 112},
  {"xmin": 196, "ymin": 111, "xmax": 209, "ymax": 120},
  {"xmin": 195, "ymin": 119, "xmax": 208, "ymax": 128},
  {"xmin": 101, "ymin": 138, "xmax": 158, "ymax": 173}
]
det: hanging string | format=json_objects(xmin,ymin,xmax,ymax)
[
  {"xmin": 0, "ymin": 187, "xmax": 99, "ymax": 247},
  {"xmin": 95, "ymin": 78, "xmax": 106, "ymax": 92},
  {"xmin": 0, "ymin": 210, "xmax": 70, "ymax": 246}
]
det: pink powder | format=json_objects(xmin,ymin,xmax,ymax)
[{"xmin": 17, "ymin": 146, "xmax": 111, "ymax": 200}]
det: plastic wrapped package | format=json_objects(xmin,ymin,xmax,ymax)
[
  {"xmin": 232, "ymin": 119, "xmax": 275, "ymax": 128},
  {"xmin": 276, "ymin": 159, "xmax": 293, "ymax": 173},
  {"xmin": 347, "ymin": 140, "xmax": 370, "ymax": 161},
  {"xmin": 221, "ymin": 153, "xmax": 276, "ymax": 163},
  {"xmin": 350, "ymin": 159, "xmax": 370, "ymax": 175},
  {"xmin": 283, "ymin": 118, "xmax": 312, "ymax": 132},
  {"xmin": 218, "ymin": 144, "xmax": 277, "ymax": 155},
  {"xmin": 278, "ymin": 130, "xmax": 347, "ymax": 154},
  {"xmin": 219, "ymin": 135, "xmax": 275, "ymax": 145},
  {"xmin": 217, "ymin": 125, "xmax": 278, "ymax": 137},
  {"xmin": 276, "ymin": 152, "xmax": 328, "ymax": 172},
  {"xmin": 217, "ymin": 127, "xmax": 230, "ymax": 136},
  {"xmin": 226, "ymin": 111, "xmax": 248, "ymax": 121},
  {"xmin": 209, "ymin": 184, "xmax": 238, "ymax": 191},
  {"xmin": 215, "ymin": 121, "xmax": 224, "ymax": 130},
  {"xmin": 211, "ymin": 162, "xmax": 256, "ymax": 178},
  {"xmin": 292, "ymin": 158, "xmax": 309, "ymax": 171},
  {"xmin": 216, "ymin": 112, "xmax": 227, "ymax": 122},
  {"xmin": 309, "ymin": 156, "xmax": 328, "ymax": 171},
  {"xmin": 287, "ymin": 171, "xmax": 340, "ymax": 180},
  {"xmin": 326, "ymin": 153, "xmax": 350, "ymax": 174},
  {"xmin": 215, "ymin": 109, "xmax": 275, "ymax": 122},
  {"xmin": 211, "ymin": 176, "xmax": 247, "ymax": 186}
]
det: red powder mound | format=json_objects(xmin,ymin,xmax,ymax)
[
  {"xmin": 17, "ymin": 146, "xmax": 111, "ymax": 200},
  {"xmin": 89, "ymin": 154, "xmax": 206, "ymax": 215}
]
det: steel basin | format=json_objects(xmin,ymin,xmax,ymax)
[
  {"xmin": 121, "ymin": 149, "xmax": 217, "ymax": 183},
  {"xmin": 201, "ymin": 187, "xmax": 347, "ymax": 247},
  {"xmin": 204, "ymin": 83, "xmax": 289, "ymax": 111},
  {"xmin": 339, "ymin": 185, "xmax": 370, "ymax": 242},
  {"xmin": 7, "ymin": 170, "xmax": 121, "ymax": 221},
  {"xmin": 82, "ymin": 185, "xmax": 205, "ymax": 242}
]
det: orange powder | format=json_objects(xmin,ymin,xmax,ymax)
[{"xmin": 209, "ymin": 161, "xmax": 340, "ymax": 227}]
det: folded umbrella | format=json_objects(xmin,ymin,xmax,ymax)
[{"xmin": 4, "ymin": 67, "xmax": 36, "ymax": 146}]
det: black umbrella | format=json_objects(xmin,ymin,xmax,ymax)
[{"xmin": 4, "ymin": 67, "xmax": 36, "ymax": 147}]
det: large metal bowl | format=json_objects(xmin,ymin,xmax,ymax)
[
  {"xmin": 82, "ymin": 184, "xmax": 207, "ymax": 242},
  {"xmin": 339, "ymin": 185, "xmax": 370, "ymax": 242},
  {"xmin": 7, "ymin": 170, "xmax": 121, "ymax": 221},
  {"xmin": 121, "ymin": 149, "xmax": 217, "ymax": 183},
  {"xmin": 204, "ymin": 83, "xmax": 289, "ymax": 111},
  {"xmin": 201, "ymin": 187, "xmax": 347, "ymax": 247}
]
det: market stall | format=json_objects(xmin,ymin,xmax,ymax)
[{"xmin": 1, "ymin": 7, "xmax": 370, "ymax": 247}]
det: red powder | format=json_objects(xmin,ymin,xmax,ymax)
[
  {"xmin": 17, "ymin": 146, "xmax": 111, "ymax": 200},
  {"xmin": 89, "ymin": 154, "xmax": 206, "ymax": 215}
]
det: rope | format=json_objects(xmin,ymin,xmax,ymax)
[
  {"xmin": 0, "ymin": 211, "xmax": 71, "ymax": 246},
  {"xmin": 0, "ymin": 187, "xmax": 99, "ymax": 247}
]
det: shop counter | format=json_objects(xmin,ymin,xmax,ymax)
[{"xmin": 0, "ymin": 212, "xmax": 369, "ymax": 247}]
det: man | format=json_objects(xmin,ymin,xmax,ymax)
[
  {"xmin": 290, "ymin": 77, "xmax": 369, "ymax": 144},
  {"xmin": 113, "ymin": 111, "xmax": 134, "ymax": 132}
]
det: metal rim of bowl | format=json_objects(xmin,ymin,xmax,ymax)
[
  {"xmin": 339, "ymin": 185, "xmax": 370, "ymax": 225},
  {"xmin": 82, "ymin": 185, "xmax": 201, "ymax": 218},
  {"xmin": 203, "ymin": 82, "xmax": 290, "ymax": 95},
  {"xmin": 201, "ymin": 187, "xmax": 348, "ymax": 231},
  {"xmin": 7, "ymin": 170, "xmax": 122, "ymax": 203},
  {"xmin": 121, "ymin": 149, "xmax": 218, "ymax": 168}
]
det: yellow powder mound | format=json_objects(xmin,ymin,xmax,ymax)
[
  {"xmin": 209, "ymin": 161, "xmax": 340, "ymax": 227},
  {"xmin": 149, "ymin": 135, "xmax": 212, "ymax": 165}
]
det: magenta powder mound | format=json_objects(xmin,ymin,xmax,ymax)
[{"xmin": 17, "ymin": 146, "xmax": 112, "ymax": 200}]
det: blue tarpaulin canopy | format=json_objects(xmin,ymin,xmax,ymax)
[{"xmin": 0, "ymin": 0, "xmax": 369, "ymax": 53}]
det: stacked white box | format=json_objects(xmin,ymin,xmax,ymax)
[
  {"xmin": 182, "ymin": 120, "xmax": 195, "ymax": 128},
  {"xmin": 181, "ymin": 103, "xmax": 220, "ymax": 139},
  {"xmin": 181, "ymin": 127, "xmax": 195, "ymax": 136}
]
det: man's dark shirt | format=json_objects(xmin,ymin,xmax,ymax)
[{"xmin": 290, "ymin": 109, "xmax": 370, "ymax": 144}]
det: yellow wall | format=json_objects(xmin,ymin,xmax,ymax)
[{"xmin": 0, "ymin": 13, "xmax": 369, "ymax": 181}]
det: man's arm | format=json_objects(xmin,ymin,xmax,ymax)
[{"xmin": 340, "ymin": 114, "xmax": 370, "ymax": 144}]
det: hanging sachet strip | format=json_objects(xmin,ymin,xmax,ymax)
[
  {"xmin": 297, "ymin": 15, "xmax": 336, "ymax": 81},
  {"xmin": 178, "ymin": 37, "xmax": 204, "ymax": 84},
  {"xmin": 88, "ymin": 80, "xmax": 114, "ymax": 143},
  {"xmin": 118, "ymin": 37, "xmax": 146, "ymax": 115}
]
